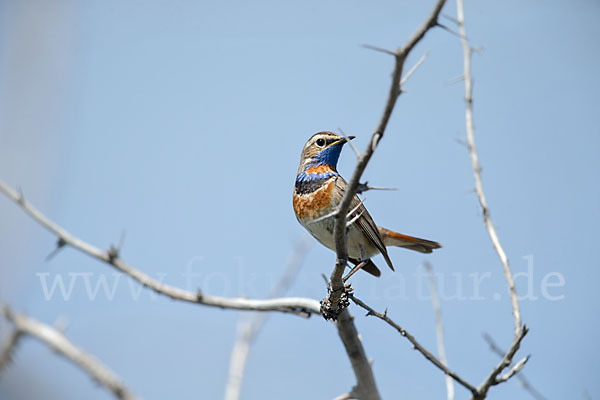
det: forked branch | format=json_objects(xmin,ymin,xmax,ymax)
[
  {"xmin": 483, "ymin": 333, "xmax": 544, "ymax": 400},
  {"xmin": 351, "ymin": 294, "xmax": 530, "ymax": 400},
  {"xmin": 472, "ymin": 327, "xmax": 529, "ymax": 400}
]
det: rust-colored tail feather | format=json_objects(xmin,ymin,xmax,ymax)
[{"xmin": 378, "ymin": 227, "xmax": 442, "ymax": 254}]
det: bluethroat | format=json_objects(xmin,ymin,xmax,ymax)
[{"xmin": 293, "ymin": 131, "xmax": 441, "ymax": 277}]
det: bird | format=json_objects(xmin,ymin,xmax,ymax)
[{"xmin": 293, "ymin": 131, "xmax": 441, "ymax": 277}]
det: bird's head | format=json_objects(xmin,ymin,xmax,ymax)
[{"xmin": 297, "ymin": 131, "xmax": 355, "ymax": 176}]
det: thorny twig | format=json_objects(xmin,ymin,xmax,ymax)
[
  {"xmin": 2, "ymin": 306, "xmax": 139, "ymax": 400},
  {"xmin": 0, "ymin": 180, "xmax": 320, "ymax": 317},
  {"xmin": 326, "ymin": 0, "xmax": 448, "ymax": 319}
]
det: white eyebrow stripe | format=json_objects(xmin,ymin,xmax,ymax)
[{"xmin": 303, "ymin": 133, "xmax": 339, "ymax": 151}]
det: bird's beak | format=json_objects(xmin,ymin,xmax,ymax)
[{"xmin": 331, "ymin": 136, "xmax": 355, "ymax": 146}]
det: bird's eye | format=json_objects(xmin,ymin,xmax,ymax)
[{"xmin": 316, "ymin": 138, "xmax": 326, "ymax": 147}]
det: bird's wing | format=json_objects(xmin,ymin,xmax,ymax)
[{"xmin": 335, "ymin": 176, "xmax": 395, "ymax": 271}]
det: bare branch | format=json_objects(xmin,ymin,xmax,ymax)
[
  {"xmin": 497, "ymin": 356, "xmax": 529, "ymax": 384},
  {"xmin": 424, "ymin": 262, "xmax": 454, "ymax": 400},
  {"xmin": 455, "ymin": 3, "xmax": 529, "ymax": 398},
  {"xmin": 0, "ymin": 180, "xmax": 320, "ymax": 316},
  {"xmin": 224, "ymin": 238, "xmax": 311, "ymax": 400},
  {"xmin": 456, "ymin": 0, "xmax": 522, "ymax": 336},
  {"xmin": 326, "ymin": 0, "xmax": 448, "ymax": 317},
  {"xmin": 335, "ymin": 309, "xmax": 380, "ymax": 400},
  {"xmin": 351, "ymin": 293, "xmax": 530, "ymax": 399},
  {"xmin": 400, "ymin": 50, "xmax": 430, "ymax": 87},
  {"xmin": 321, "ymin": 5, "xmax": 449, "ymax": 397},
  {"xmin": 401, "ymin": 1, "xmax": 447, "ymax": 58},
  {"xmin": 472, "ymin": 326, "xmax": 529, "ymax": 399},
  {"xmin": 350, "ymin": 295, "xmax": 478, "ymax": 396},
  {"xmin": 483, "ymin": 333, "xmax": 546, "ymax": 400},
  {"xmin": 2, "ymin": 306, "xmax": 138, "ymax": 400}
]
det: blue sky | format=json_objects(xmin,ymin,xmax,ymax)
[{"xmin": 1, "ymin": 0, "xmax": 599, "ymax": 399}]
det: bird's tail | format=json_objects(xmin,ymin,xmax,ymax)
[{"xmin": 378, "ymin": 226, "xmax": 442, "ymax": 254}]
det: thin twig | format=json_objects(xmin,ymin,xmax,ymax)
[
  {"xmin": 400, "ymin": 50, "xmax": 431, "ymax": 87},
  {"xmin": 437, "ymin": 22, "xmax": 462, "ymax": 39},
  {"xmin": 424, "ymin": 262, "xmax": 454, "ymax": 400},
  {"xmin": 355, "ymin": 182, "xmax": 398, "ymax": 194},
  {"xmin": 483, "ymin": 333, "xmax": 546, "ymax": 400},
  {"xmin": 0, "ymin": 329, "xmax": 22, "ymax": 376},
  {"xmin": 350, "ymin": 295, "xmax": 478, "ymax": 396},
  {"xmin": 441, "ymin": 13, "xmax": 461, "ymax": 26},
  {"xmin": 224, "ymin": 238, "xmax": 312, "ymax": 400},
  {"xmin": 0, "ymin": 180, "xmax": 320, "ymax": 316},
  {"xmin": 472, "ymin": 327, "xmax": 529, "ymax": 400},
  {"xmin": 497, "ymin": 356, "xmax": 529, "ymax": 383},
  {"xmin": 361, "ymin": 44, "xmax": 396, "ymax": 56},
  {"xmin": 338, "ymin": 127, "xmax": 361, "ymax": 158},
  {"xmin": 446, "ymin": 74, "xmax": 465, "ymax": 85},
  {"xmin": 2, "ymin": 306, "xmax": 138, "ymax": 400},
  {"xmin": 456, "ymin": 0, "xmax": 522, "ymax": 336}
]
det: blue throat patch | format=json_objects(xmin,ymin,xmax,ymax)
[
  {"xmin": 299, "ymin": 144, "xmax": 343, "ymax": 178},
  {"xmin": 314, "ymin": 142, "xmax": 343, "ymax": 167},
  {"xmin": 295, "ymin": 144, "xmax": 343, "ymax": 194}
]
